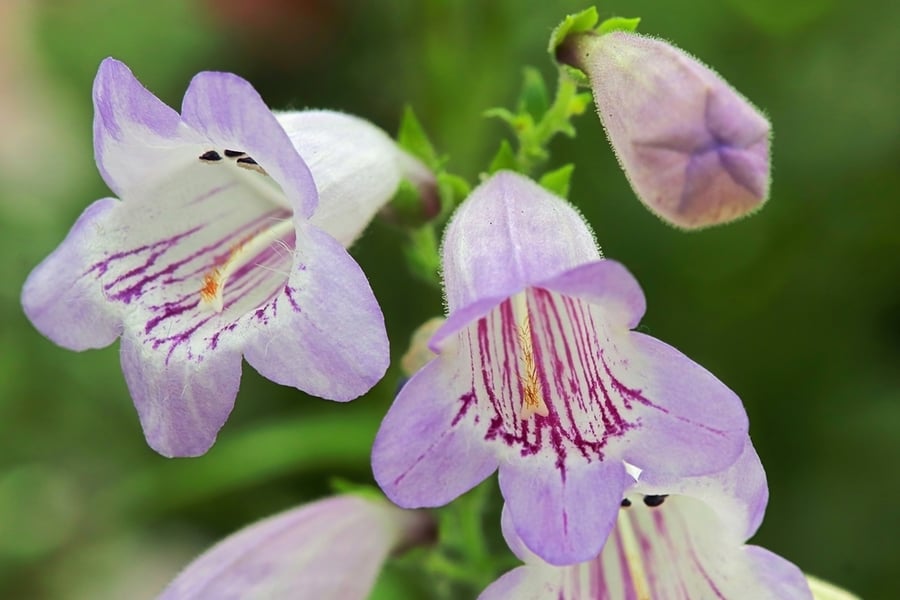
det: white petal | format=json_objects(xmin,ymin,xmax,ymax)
[{"xmin": 278, "ymin": 110, "xmax": 430, "ymax": 247}]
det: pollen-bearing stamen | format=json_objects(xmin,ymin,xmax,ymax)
[
  {"xmin": 514, "ymin": 292, "xmax": 549, "ymax": 419},
  {"xmin": 199, "ymin": 218, "xmax": 295, "ymax": 313}
]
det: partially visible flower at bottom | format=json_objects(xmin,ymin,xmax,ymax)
[
  {"xmin": 480, "ymin": 440, "xmax": 814, "ymax": 600},
  {"xmin": 159, "ymin": 494, "xmax": 433, "ymax": 600}
]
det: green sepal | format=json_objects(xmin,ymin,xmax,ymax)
[
  {"xmin": 488, "ymin": 140, "xmax": 518, "ymax": 174},
  {"xmin": 398, "ymin": 106, "xmax": 440, "ymax": 170},
  {"xmin": 597, "ymin": 16, "xmax": 641, "ymax": 35},
  {"xmin": 539, "ymin": 164, "xmax": 575, "ymax": 198},
  {"xmin": 328, "ymin": 478, "xmax": 387, "ymax": 503},
  {"xmin": 404, "ymin": 226, "xmax": 442, "ymax": 287},
  {"xmin": 383, "ymin": 179, "xmax": 426, "ymax": 227},
  {"xmin": 436, "ymin": 172, "xmax": 471, "ymax": 220},
  {"xmin": 561, "ymin": 64, "xmax": 590, "ymax": 86},
  {"xmin": 548, "ymin": 6, "xmax": 599, "ymax": 54}
]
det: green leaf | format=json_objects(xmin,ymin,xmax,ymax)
[
  {"xmin": 488, "ymin": 140, "xmax": 518, "ymax": 174},
  {"xmin": 519, "ymin": 67, "xmax": 550, "ymax": 122},
  {"xmin": 398, "ymin": 106, "xmax": 440, "ymax": 169},
  {"xmin": 370, "ymin": 563, "xmax": 433, "ymax": 600},
  {"xmin": 102, "ymin": 412, "xmax": 379, "ymax": 522},
  {"xmin": 484, "ymin": 107, "xmax": 534, "ymax": 136},
  {"xmin": 548, "ymin": 6, "xmax": 599, "ymax": 53},
  {"xmin": 539, "ymin": 164, "xmax": 575, "ymax": 198},
  {"xmin": 482, "ymin": 107, "xmax": 517, "ymax": 126},
  {"xmin": 596, "ymin": 16, "xmax": 641, "ymax": 35}
]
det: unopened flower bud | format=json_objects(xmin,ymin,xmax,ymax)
[
  {"xmin": 559, "ymin": 31, "xmax": 771, "ymax": 229},
  {"xmin": 400, "ymin": 316, "xmax": 445, "ymax": 376}
]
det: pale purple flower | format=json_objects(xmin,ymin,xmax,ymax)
[
  {"xmin": 372, "ymin": 171, "xmax": 748, "ymax": 565},
  {"xmin": 480, "ymin": 440, "xmax": 814, "ymax": 600},
  {"xmin": 160, "ymin": 494, "xmax": 433, "ymax": 600},
  {"xmin": 558, "ymin": 31, "xmax": 771, "ymax": 229},
  {"xmin": 20, "ymin": 58, "xmax": 429, "ymax": 457}
]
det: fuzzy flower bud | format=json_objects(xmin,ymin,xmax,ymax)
[{"xmin": 559, "ymin": 31, "xmax": 771, "ymax": 229}]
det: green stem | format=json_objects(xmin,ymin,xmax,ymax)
[{"xmin": 513, "ymin": 73, "xmax": 584, "ymax": 176}]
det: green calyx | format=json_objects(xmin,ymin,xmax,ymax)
[{"xmin": 549, "ymin": 8, "xmax": 641, "ymax": 82}]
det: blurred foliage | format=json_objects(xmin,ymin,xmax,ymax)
[{"xmin": 0, "ymin": 0, "xmax": 897, "ymax": 598}]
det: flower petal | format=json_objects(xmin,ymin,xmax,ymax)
[
  {"xmin": 478, "ymin": 566, "xmax": 558, "ymax": 600},
  {"xmin": 499, "ymin": 456, "xmax": 627, "ymax": 565},
  {"xmin": 30, "ymin": 151, "xmax": 299, "ymax": 455},
  {"xmin": 92, "ymin": 58, "xmax": 205, "ymax": 197},
  {"xmin": 160, "ymin": 495, "xmax": 432, "ymax": 600},
  {"xmin": 635, "ymin": 437, "xmax": 768, "ymax": 541},
  {"xmin": 21, "ymin": 198, "xmax": 122, "ymax": 350},
  {"xmin": 277, "ymin": 110, "xmax": 431, "ymax": 247},
  {"xmin": 616, "ymin": 332, "xmax": 749, "ymax": 478},
  {"xmin": 241, "ymin": 221, "xmax": 389, "ymax": 401},
  {"xmin": 592, "ymin": 488, "xmax": 811, "ymax": 599},
  {"xmin": 77, "ymin": 151, "xmax": 296, "ymax": 366},
  {"xmin": 494, "ymin": 490, "xmax": 812, "ymax": 599},
  {"xmin": 121, "ymin": 328, "xmax": 243, "ymax": 457},
  {"xmin": 540, "ymin": 259, "xmax": 646, "ymax": 329},
  {"xmin": 805, "ymin": 574, "xmax": 861, "ymax": 600},
  {"xmin": 744, "ymin": 546, "xmax": 816, "ymax": 600},
  {"xmin": 608, "ymin": 495, "xmax": 811, "ymax": 599},
  {"xmin": 372, "ymin": 356, "xmax": 499, "ymax": 508},
  {"xmin": 441, "ymin": 171, "xmax": 601, "ymax": 313},
  {"xmin": 180, "ymin": 71, "xmax": 318, "ymax": 218}
]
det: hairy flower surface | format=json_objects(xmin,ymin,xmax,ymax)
[
  {"xmin": 160, "ymin": 495, "xmax": 432, "ymax": 600},
  {"xmin": 372, "ymin": 171, "xmax": 748, "ymax": 564},
  {"xmin": 480, "ymin": 440, "xmax": 814, "ymax": 599},
  {"xmin": 20, "ymin": 59, "xmax": 423, "ymax": 457},
  {"xmin": 559, "ymin": 31, "xmax": 771, "ymax": 229}
]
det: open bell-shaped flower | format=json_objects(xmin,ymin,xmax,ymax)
[
  {"xmin": 21, "ymin": 58, "xmax": 429, "ymax": 457},
  {"xmin": 480, "ymin": 440, "xmax": 814, "ymax": 599},
  {"xmin": 160, "ymin": 494, "xmax": 433, "ymax": 599},
  {"xmin": 372, "ymin": 171, "xmax": 748, "ymax": 565},
  {"xmin": 557, "ymin": 30, "xmax": 771, "ymax": 229}
]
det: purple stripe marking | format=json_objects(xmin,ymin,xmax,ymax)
[{"xmin": 82, "ymin": 204, "xmax": 295, "ymax": 364}]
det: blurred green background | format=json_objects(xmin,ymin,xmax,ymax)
[{"xmin": 1, "ymin": 0, "xmax": 897, "ymax": 598}]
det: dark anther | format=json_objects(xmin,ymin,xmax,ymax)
[
  {"xmin": 199, "ymin": 150, "xmax": 222, "ymax": 161},
  {"xmin": 236, "ymin": 156, "xmax": 258, "ymax": 166},
  {"xmin": 224, "ymin": 149, "xmax": 245, "ymax": 157},
  {"xmin": 620, "ymin": 498, "xmax": 632, "ymax": 507},
  {"xmin": 643, "ymin": 494, "xmax": 668, "ymax": 507}
]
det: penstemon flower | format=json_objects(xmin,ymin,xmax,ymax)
[
  {"xmin": 557, "ymin": 30, "xmax": 772, "ymax": 230},
  {"xmin": 372, "ymin": 171, "xmax": 749, "ymax": 564},
  {"xmin": 160, "ymin": 494, "xmax": 433, "ymax": 599},
  {"xmin": 21, "ymin": 58, "xmax": 428, "ymax": 457},
  {"xmin": 479, "ymin": 440, "xmax": 815, "ymax": 599}
]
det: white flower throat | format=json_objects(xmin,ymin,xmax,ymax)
[{"xmin": 197, "ymin": 149, "xmax": 294, "ymax": 314}]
